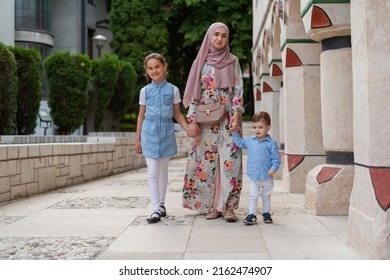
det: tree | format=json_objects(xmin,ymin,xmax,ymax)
[
  {"xmin": 0, "ymin": 43, "xmax": 18, "ymax": 135},
  {"xmin": 108, "ymin": 60, "xmax": 137, "ymax": 128},
  {"xmin": 91, "ymin": 53, "xmax": 121, "ymax": 132},
  {"xmin": 109, "ymin": 0, "xmax": 169, "ymax": 89},
  {"xmin": 108, "ymin": 0, "xmax": 253, "ymax": 127},
  {"xmin": 10, "ymin": 47, "xmax": 43, "ymax": 135},
  {"xmin": 44, "ymin": 51, "xmax": 92, "ymax": 135},
  {"xmin": 109, "ymin": 0, "xmax": 252, "ymax": 101},
  {"xmin": 177, "ymin": 0, "xmax": 252, "ymax": 61}
]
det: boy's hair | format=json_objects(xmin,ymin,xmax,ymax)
[
  {"xmin": 251, "ymin": 111, "xmax": 271, "ymax": 126},
  {"xmin": 144, "ymin": 53, "xmax": 168, "ymax": 83}
]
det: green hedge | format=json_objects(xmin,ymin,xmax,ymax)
[
  {"xmin": 0, "ymin": 43, "xmax": 18, "ymax": 135},
  {"xmin": 109, "ymin": 60, "xmax": 137, "ymax": 123},
  {"xmin": 92, "ymin": 53, "xmax": 121, "ymax": 132},
  {"xmin": 10, "ymin": 47, "xmax": 43, "ymax": 135},
  {"xmin": 44, "ymin": 51, "xmax": 92, "ymax": 135}
]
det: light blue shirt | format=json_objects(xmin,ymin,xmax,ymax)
[{"xmin": 232, "ymin": 133, "xmax": 280, "ymax": 180}]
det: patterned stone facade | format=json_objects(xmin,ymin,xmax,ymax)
[{"xmin": 252, "ymin": 0, "xmax": 389, "ymax": 259}]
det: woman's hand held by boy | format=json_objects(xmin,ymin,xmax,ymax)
[{"xmin": 229, "ymin": 111, "xmax": 241, "ymax": 133}]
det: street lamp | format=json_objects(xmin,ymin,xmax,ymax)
[{"xmin": 92, "ymin": 34, "xmax": 107, "ymax": 57}]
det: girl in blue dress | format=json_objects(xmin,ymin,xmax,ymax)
[{"xmin": 135, "ymin": 53, "xmax": 188, "ymax": 223}]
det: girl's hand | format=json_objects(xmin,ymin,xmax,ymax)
[
  {"xmin": 187, "ymin": 122, "xmax": 200, "ymax": 137},
  {"xmin": 135, "ymin": 140, "xmax": 142, "ymax": 155}
]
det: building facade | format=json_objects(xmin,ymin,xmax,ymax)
[
  {"xmin": 252, "ymin": 0, "xmax": 389, "ymax": 259},
  {"xmin": 0, "ymin": 0, "xmax": 112, "ymax": 135}
]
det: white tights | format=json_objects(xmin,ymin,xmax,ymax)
[{"xmin": 145, "ymin": 157, "xmax": 171, "ymax": 214}]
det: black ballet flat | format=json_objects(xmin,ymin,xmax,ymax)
[
  {"xmin": 147, "ymin": 212, "xmax": 161, "ymax": 223},
  {"xmin": 160, "ymin": 205, "xmax": 167, "ymax": 217}
]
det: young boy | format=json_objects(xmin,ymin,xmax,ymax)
[{"xmin": 232, "ymin": 111, "xmax": 280, "ymax": 224}]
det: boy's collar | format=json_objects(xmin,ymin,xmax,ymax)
[{"xmin": 251, "ymin": 134, "xmax": 270, "ymax": 141}]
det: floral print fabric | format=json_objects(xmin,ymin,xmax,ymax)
[{"xmin": 182, "ymin": 59, "xmax": 244, "ymax": 214}]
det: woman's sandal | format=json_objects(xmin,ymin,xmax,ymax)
[
  {"xmin": 206, "ymin": 209, "xmax": 222, "ymax": 220},
  {"xmin": 224, "ymin": 212, "xmax": 238, "ymax": 222},
  {"xmin": 147, "ymin": 212, "xmax": 161, "ymax": 223}
]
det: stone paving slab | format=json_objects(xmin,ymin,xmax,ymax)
[
  {"xmin": 0, "ymin": 155, "xmax": 363, "ymax": 260},
  {"xmin": 48, "ymin": 197, "xmax": 150, "ymax": 209},
  {"xmin": 0, "ymin": 236, "xmax": 114, "ymax": 260}
]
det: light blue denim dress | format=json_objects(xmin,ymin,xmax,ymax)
[{"xmin": 141, "ymin": 80, "xmax": 177, "ymax": 158}]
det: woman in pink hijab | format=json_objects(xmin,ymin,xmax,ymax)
[{"xmin": 182, "ymin": 22, "xmax": 244, "ymax": 222}]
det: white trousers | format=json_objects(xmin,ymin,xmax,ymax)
[
  {"xmin": 248, "ymin": 178, "xmax": 274, "ymax": 215},
  {"xmin": 145, "ymin": 157, "xmax": 171, "ymax": 214}
]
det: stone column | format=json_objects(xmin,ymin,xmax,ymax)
[
  {"xmin": 275, "ymin": 85, "xmax": 285, "ymax": 180},
  {"xmin": 279, "ymin": 86, "xmax": 285, "ymax": 150},
  {"xmin": 279, "ymin": 0, "xmax": 325, "ymax": 193},
  {"xmin": 281, "ymin": 41, "xmax": 324, "ymax": 193},
  {"xmin": 305, "ymin": 38, "xmax": 354, "ymax": 215},
  {"xmin": 349, "ymin": 0, "xmax": 390, "ymax": 259},
  {"xmin": 266, "ymin": 20, "xmax": 283, "ymax": 146},
  {"xmin": 260, "ymin": 76, "xmax": 281, "ymax": 145},
  {"xmin": 300, "ymin": 0, "xmax": 354, "ymax": 215}
]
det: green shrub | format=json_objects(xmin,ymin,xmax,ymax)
[
  {"xmin": 44, "ymin": 51, "xmax": 92, "ymax": 135},
  {"xmin": 0, "ymin": 43, "xmax": 18, "ymax": 135},
  {"xmin": 108, "ymin": 60, "xmax": 137, "ymax": 124},
  {"xmin": 10, "ymin": 47, "xmax": 43, "ymax": 135},
  {"xmin": 92, "ymin": 53, "xmax": 121, "ymax": 131}
]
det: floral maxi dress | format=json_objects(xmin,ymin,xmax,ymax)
[{"xmin": 182, "ymin": 58, "xmax": 244, "ymax": 214}]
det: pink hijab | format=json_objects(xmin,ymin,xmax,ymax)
[{"xmin": 183, "ymin": 22, "xmax": 236, "ymax": 108}]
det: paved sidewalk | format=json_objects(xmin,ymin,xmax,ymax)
[{"xmin": 0, "ymin": 155, "xmax": 362, "ymax": 260}]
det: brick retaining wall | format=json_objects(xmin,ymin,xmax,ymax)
[{"xmin": 0, "ymin": 132, "xmax": 190, "ymax": 204}]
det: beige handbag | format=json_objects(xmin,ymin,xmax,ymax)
[{"xmin": 195, "ymin": 101, "xmax": 226, "ymax": 125}]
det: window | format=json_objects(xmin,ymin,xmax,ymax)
[
  {"xmin": 15, "ymin": 0, "xmax": 51, "ymax": 32},
  {"xmin": 15, "ymin": 41, "xmax": 51, "ymax": 60}
]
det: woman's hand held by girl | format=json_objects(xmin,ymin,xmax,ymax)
[{"xmin": 187, "ymin": 122, "xmax": 200, "ymax": 137}]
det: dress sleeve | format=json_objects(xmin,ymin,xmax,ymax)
[
  {"xmin": 186, "ymin": 98, "xmax": 198, "ymax": 123},
  {"xmin": 232, "ymin": 58, "xmax": 245, "ymax": 115}
]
